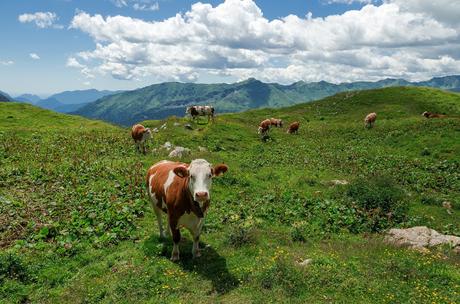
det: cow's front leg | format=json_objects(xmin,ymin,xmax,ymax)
[{"xmin": 192, "ymin": 233, "xmax": 201, "ymax": 258}]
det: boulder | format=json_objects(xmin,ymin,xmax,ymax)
[
  {"xmin": 198, "ymin": 146, "xmax": 207, "ymax": 152},
  {"xmin": 173, "ymin": 122, "xmax": 181, "ymax": 126},
  {"xmin": 385, "ymin": 226, "xmax": 460, "ymax": 252},
  {"xmin": 168, "ymin": 146, "xmax": 191, "ymax": 158}
]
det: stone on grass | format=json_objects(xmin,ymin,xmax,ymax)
[{"xmin": 385, "ymin": 226, "xmax": 460, "ymax": 253}]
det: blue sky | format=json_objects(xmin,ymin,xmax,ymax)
[{"xmin": 1, "ymin": 0, "xmax": 459, "ymax": 96}]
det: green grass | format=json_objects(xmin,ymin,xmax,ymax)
[{"xmin": 1, "ymin": 87, "xmax": 459, "ymax": 303}]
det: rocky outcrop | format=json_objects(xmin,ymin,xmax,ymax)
[{"xmin": 385, "ymin": 226, "xmax": 460, "ymax": 253}]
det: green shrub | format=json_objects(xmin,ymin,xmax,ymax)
[
  {"xmin": 0, "ymin": 253, "xmax": 29, "ymax": 283},
  {"xmin": 342, "ymin": 175, "xmax": 408, "ymax": 231},
  {"xmin": 225, "ymin": 221, "xmax": 256, "ymax": 248}
]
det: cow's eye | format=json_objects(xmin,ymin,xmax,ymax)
[{"xmin": 190, "ymin": 175, "xmax": 195, "ymax": 180}]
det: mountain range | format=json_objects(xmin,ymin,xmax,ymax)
[
  {"xmin": 12, "ymin": 89, "xmax": 122, "ymax": 113},
  {"xmin": 74, "ymin": 75, "xmax": 460, "ymax": 126}
]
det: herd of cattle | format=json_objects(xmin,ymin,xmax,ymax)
[{"xmin": 130, "ymin": 105, "xmax": 448, "ymax": 261}]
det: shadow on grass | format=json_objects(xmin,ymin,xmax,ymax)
[{"xmin": 143, "ymin": 234, "xmax": 239, "ymax": 294}]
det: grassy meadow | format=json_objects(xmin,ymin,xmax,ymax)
[{"xmin": 0, "ymin": 87, "xmax": 459, "ymax": 303}]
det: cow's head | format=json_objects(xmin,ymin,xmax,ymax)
[
  {"xmin": 173, "ymin": 159, "xmax": 228, "ymax": 206},
  {"xmin": 143, "ymin": 128, "xmax": 152, "ymax": 139},
  {"xmin": 185, "ymin": 107, "xmax": 191, "ymax": 115}
]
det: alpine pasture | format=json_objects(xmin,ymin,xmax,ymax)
[{"xmin": 1, "ymin": 87, "xmax": 459, "ymax": 303}]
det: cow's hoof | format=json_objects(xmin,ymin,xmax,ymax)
[
  {"xmin": 193, "ymin": 250, "xmax": 201, "ymax": 258},
  {"xmin": 170, "ymin": 253, "xmax": 180, "ymax": 261}
]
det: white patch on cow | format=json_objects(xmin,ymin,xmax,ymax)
[
  {"xmin": 164, "ymin": 170, "xmax": 176, "ymax": 195},
  {"xmin": 187, "ymin": 159, "xmax": 213, "ymax": 206}
]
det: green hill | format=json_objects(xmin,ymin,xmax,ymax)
[
  {"xmin": 0, "ymin": 102, "xmax": 116, "ymax": 131},
  {"xmin": 1, "ymin": 87, "xmax": 459, "ymax": 303},
  {"xmin": 74, "ymin": 75, "xmax": 460, "ymax": 126}
]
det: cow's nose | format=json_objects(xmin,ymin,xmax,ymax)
[{"xmin": 195, "ymin": 192, "xmax": 208, "ymax": 199}]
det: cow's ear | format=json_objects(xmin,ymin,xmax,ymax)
[
  {"xmin": 213, "ymin": 164, "xmax": 228, "ymax": 177},
  {"xmin": 173, "ymin": 166, "xmax": 189, "ymax": 178}
]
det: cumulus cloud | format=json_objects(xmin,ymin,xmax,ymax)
[
  {"xmin": 29, "ymin": 53, "xmax": 40, "ymax": 60},
  {"xmin": 18, "ymin": 12, "xmax": 63, "ymax": 29},
  {"xmin": 68, "ymin": 0, "xmax": 460, "ymax": 83}
]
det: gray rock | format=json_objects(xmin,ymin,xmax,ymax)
[
  {"xmin": 168, "ymin": 146, "xmax": 191, "ymax": 158},
  {"xmin": 198, "ymin": 146, "xmax": 207, "ymax": 152},
  {"xmin": 184, "ymin": 123, "xmax": 193, "ymax": 130},
  {"xmin": 173, "ymin": 122, "xmax": 181, "ymax": 126},
  {"xmin": 385, "ymin": 226, "xmax": 460, "ymax": 252},
  {"xmin": 162, "ymin": 141, "xmax": 173, "ymax": 151},
  {"xmin": 296, "ymin": 259, "xmax": 312, "ymax": 267}
]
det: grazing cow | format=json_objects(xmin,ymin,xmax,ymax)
[
  {"xmin": 146, "ymin": 159, "xmax": 228, "ymax": 261},
  {"xmin": 131, "ymin": 124, "xmax": 152, "ymax": 154},
  {"xmin": 186, "ymin": 105, "xmax": 215, "ymax": 122},
  {"xmin": 364, "ymin": 112, "xmax": 377, "ymax": 128},
  {"xmin": 270, "ymin": 118, "xmax": 283, "ymax": 128},
  {"xmin": 287, "ymin": 121, "xmax": 300, "ymax": 134},
  {"xmin": 422, "ymin": 111, "xmax": 446, "ymax": 119},
  {"xmin": 258, "ymin": 119, "xmax": 271, "ymax": 138}
]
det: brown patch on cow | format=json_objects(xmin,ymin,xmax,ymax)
[
  {"xmin": 287, "ymin": 121, "xmax": 300, "ymax": 134},
  {"xmin": 131, "ymin": 124, "xmax": 147, "ymax": 141}
]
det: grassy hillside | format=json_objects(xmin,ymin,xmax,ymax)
[
  {"xmin": 0, "ymin": 102, "xmax": 116, "ymax": 131},
  {"xmin": 1, "ymin": 87, "xmax": 459, "ymax": 303},
  {"xmin": 74, "ymin": 75, "xmax": 460, "ymax": 126}
]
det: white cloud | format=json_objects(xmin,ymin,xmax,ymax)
[
  {"xmin": 18, "ymin": 12, "xmax": 62, "ymax": 29},
  {"xmin": 29, "ymin": 53, "xmax": 40, "ymax": 60},
  {"xmin": 68, "ymin": 0, "xmax": 460, "ymax": 83},
  {"xmin": 111, "ymin": 0, "xmax": 160, "ymax": 11},
  {"xmin": 133, "ymin": 2, "xmax": 159, "ymax": 11},
  {"xmin": 326, "ymin": 0, "xmax": 374, "ymax": 4},
  {"xmin": 0, "ymin": 60, "xmax": 14, "ymax": 66}
]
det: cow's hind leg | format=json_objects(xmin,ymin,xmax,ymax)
[
  {"xmin": 186, "ymin": 226, "xmax": 201, "ymax": 258},
  {"xmin": 169, "ymin": 218, "xmax": 181, "ymax": 261}
]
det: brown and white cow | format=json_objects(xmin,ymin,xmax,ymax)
[
  {"xmin": 270, "ymin": 118, "xmax": 283, "ymax": 128},
  {"xmin": 186, "ymin": 105, "xmax": 215, "ymax": 122},
  {"xmin": 364, "ymin": 112, "xmax": 377, "ymax": 128},
  {"xmin": 287, "ymin": 121, "xmax": 300, "ymax": 134},
  {"xmin": 422, "ymin": 111, "xmax": 446, "ymax": 119},
  {"xmin": 146, "ymin": 159, "xmax": 228, "ymax": 261},
  {"xmin": 131, "ymin": 124, "xmax": 152, "ymax": 154},
  {"xmin": 258, "ymin": 119, "xmax": 271, "ymax": 138}
]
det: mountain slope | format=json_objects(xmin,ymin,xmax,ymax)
[
  {"xmin": 0, "ymin": 90, "xmax": 12, "ymax": 102},
  {"xmin": 74, "ymin": 75, "xmax": 460, "ymax": 126}
]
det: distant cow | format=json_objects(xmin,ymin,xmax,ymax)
[
  {"xmin": 270, "ymin": 118, "xmax": 283, "ymax": 128},
  {"xmin": 364, "ymin": 112, "xmax": 377, "ymax": 128},
  {"xmin": 186, "ymin": 106, "xmax": 215, "ymax": 122},
  {"xmin": 258, "ymin": 119, "xmax": 271, "ymax": 138},
  {"xmin": 131, "ymin": 124, "xmax": 152, "ymax": 154},
  {"xmin": 146, "ymin": 159, "xmax": 228, "ymax": 261},
  {"xmin": 287, "ymin": 121, "xmax": 300, "ymax": 134},
  {"xmin": 422, "ymin": 111, "xmax": 446, "ymax": 119}
]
